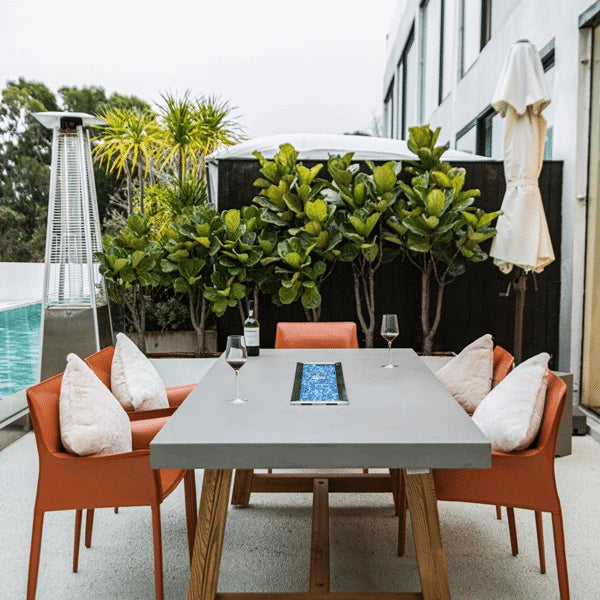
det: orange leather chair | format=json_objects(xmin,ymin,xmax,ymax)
[
  {"xmin": 26, "ymin": 374, "xmax": 198, "ymax": 600},
  {"xmin": 493, "ymin": 345, "xmax": 514, "ymax": 387},
  {"xmin": 401, "ymin": 371, "xmax": 569, "ymax": 599},
  {"xmin": 275, "ymin": 321, "xmax": 359, "ymax": 349},
  {"xmin": 86, "ymin": 346, "xmax": 195, "ymax": 410}
]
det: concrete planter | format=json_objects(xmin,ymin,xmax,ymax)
[{"xmin": 126, "ymin": 329, "xmax": 218, "ymax": 357}]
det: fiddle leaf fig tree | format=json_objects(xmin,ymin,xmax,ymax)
[
  {"xmin": 96, "ymin": 213, "xmax": 164, "ymax": 353},
  {"xmin": 252, "ymin": 143, "xmax": 342, "ymax": 320},
  {"xmin": 327, "ymin": 153, "xmax": 402, "ymax": 347},
  {"xmin": 160, "ymin": 204, "xmax": 221, "ymax": 356},
  {"xmin": 383, "ymin": 125, "xmax": 500, "ymax": 354},
  {"xmin": 208, "ymin": 205, "xmax": 279, "ymax": 322}
]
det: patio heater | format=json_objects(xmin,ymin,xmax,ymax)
[{"xmin": 33, "ymin": 112, "xmax": 113, "ymax": 380}]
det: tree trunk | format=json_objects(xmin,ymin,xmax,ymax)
[
  {"xmin": 124, "ymin": 163, "xmax": 133, "ymax": 215},
  {"xmin": 352, "ymin": 263, "xmax": 376, "ymax": 348},
  {"xmin": 189, "ymin": 289, "xmax": 208, "ymax": 358},
  {"xmin": 421, "ymin": 265, "xmax": 445, "ymax": 355},
  {"xmin": 179, "ymin": 148, "xmax": 185, "ymax": 188},
  {"xmin": 137, "ymin": 159, "xmax": 145, "ymax": 214}
]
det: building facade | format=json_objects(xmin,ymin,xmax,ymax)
[{"xmin": 383, "ymin": 0, "xmax": 600, "ymax": 409}]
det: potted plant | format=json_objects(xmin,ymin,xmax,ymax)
[
  {"xmin": 96, "ymin": 213, "xmax": 163, "ymax": 352},
  {"xmin": 327, "ymin": 153, "xmax": 402, "ymax": 347},
  {"xmin": 383, "ymin": 125, "xmax": 500, "ymax": 354},
  {"xmin": 252, "ymin": 143, "xmax": 342, "ymax": 320}
]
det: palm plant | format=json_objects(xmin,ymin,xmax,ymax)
[
  {"xmin": 195, "ymin": 95, "xmax": 243, "ymax": 177},
  {"xmin": 93, "ymin": 108, "xmax": 160, "ymax": 214}
]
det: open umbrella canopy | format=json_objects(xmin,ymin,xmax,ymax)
[{"xmin": 489, "ymin": 40, "xmax": 555, "ymax": 274}]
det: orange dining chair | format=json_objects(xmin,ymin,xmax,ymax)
[
  {"xmin": 232, "ymin": 321, "xmax": 364, "ymax": 504},
  {"xmin": 397, "ymin": 344, "xmax": 516, "ymax": 554},
  {"xmin": 85, "ymin": 346, "xmax": 195, "ymax": 410},
  {"xmin": 400, "ymin": 371, "xmax": 569, "ymax": 599},
  {"xmin": 275, "ymin": 321, "xmax": 359, "ymax": 349},
  {"xmin": 26, "ymin": 374, "xmax": 198, "ymax": 600}
]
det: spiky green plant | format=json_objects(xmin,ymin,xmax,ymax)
[{"xmin": 93, "ymin": 108, "xmax": 160, "ymax": 214}]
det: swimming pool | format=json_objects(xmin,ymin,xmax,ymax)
[{"xmin": 0, "ymin": 303, "xmax": 41, "ymax": 401}]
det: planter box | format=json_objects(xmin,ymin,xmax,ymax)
[{"xmin": 126, "ymin": 329, "xmax": 217, "ymax": 357}]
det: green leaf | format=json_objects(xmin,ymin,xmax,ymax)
[
  {"xmin": 283, "ymin": 252, "xmax": 302, "ymax": 269},
  {"xmin": 305, "ymin": 199, "xmax": 328, "ymax": 223},
  {"xmin": 301, "ymin": 286, "xmax": 322, "ymax": 310},
  {"xmin": 224, "ymin": 209, "xmax": 241, "ymax": 234},
  {"xmin": 373, "ymin": 164, "xmax": 396, "ymax": 193},
  {"xmin": 113, "ymin": 258, "xmax": 128, "ymax": 273},
  {"xmin": 426, "ymin": 189, "xmax": 445, "ymax": 217}
]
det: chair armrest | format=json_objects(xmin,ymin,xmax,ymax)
[
  {"xmin": 128, "ymin": 407, "xmax": 176, "ymax": 421},
  {"xmin": 130, "ymin": 416, "xmax": 170, "ymax": 450},
  {"xmin": 166, "ymin": 384, "xmax": 196, "ymax": 407}
]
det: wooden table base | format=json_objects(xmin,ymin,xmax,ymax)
[{"xmin": 189, "ymin": 469, "xmax": 451, "ymax": 600}]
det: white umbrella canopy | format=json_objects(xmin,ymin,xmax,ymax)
[{"xmin": 489, "ymin": 40, "xmax": 555, "ymax": 274}]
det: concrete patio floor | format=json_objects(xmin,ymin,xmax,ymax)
[{"xmin": 0, "ymin": 432, "xmax": 599, "ymax": 599}]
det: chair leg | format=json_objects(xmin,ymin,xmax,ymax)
[
  {"xmin": 85, "ymin": 509, "xmax": 94, "ymax": 548},
  {"xmin": 151, "ymin": 506, "xmax": 164, "ymax": 600},
  {"xmin": 184, "ymin": 470, "xmax": 198, "ymax": 563},
  {"xmin": 27, "ymin": 510, "xmax": 44, "ymax": 600},
  {"xmin": 535, "ymin": 511, "xmax": 546, "ymax": 574},
  {"xmin": 496, "ymin": 505, "xmax": 502, "ymax": 520},
  {"xmin": 507, "ymin": 507, "xmax": 518, "ymax": 556},
  {"xmin": 114, "ymin": 507, "xmax": 119, "ymax": 514},
  {"xmin": 73, "ymin": 510, "xmax": 82, "ymax": 573},
  {"xmin": 397, "ymin": 470, "xmax": 407, "ymax": 557},
  {"xmin": 389, "ymin": 468, "xmax": 399, "ymax": 515},
  {"xmin": 552, "ymin": 511, "xmax": 570, "ymax": 600}
]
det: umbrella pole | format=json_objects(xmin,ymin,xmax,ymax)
[{"xmin": 513, "ymin": 269, "xmax": 527, "ymax": 364}]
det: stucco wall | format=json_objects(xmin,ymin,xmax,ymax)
[{"xmin": 383, "ymin": 0, "xmax": 598, "ymax": 398}]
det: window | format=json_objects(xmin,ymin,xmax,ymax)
[
  {"xmin": 440, "ymin": 0, "xmax": 457, "ymax": 100},
  {"xmin": 456, "ymin": 122, "xmax": 477, "ymax": 154},
  {"xmin": 541, "ymin": 43, "xmax": 555, "ymax": 159},
  {"xmin": 384, "ymin": 81, "xmax": 395, "ymax": 138},
  {"xmin": 421, "ymin": 0, "xmax": 442, "ymax": 121},
  {"xmin": 460, "ymin": 0, "xmax": 492, "ymax": 76},
  {"xmin": 395, "ymin": 61, "xmax": 404, "ymax": 138},
  {"xmin": 401, "ymin": 28, "xmax": 418, "ymax": 138},
  {"xmin": 456, "ymin": 105, "xmax": 503, "ymax": 157}
]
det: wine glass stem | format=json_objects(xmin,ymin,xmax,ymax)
[
  {"xmin": 388, "ymin": 341, "xmax": 392, "ymax": 366},
  {"xmin": 235, "ymin": 370, "xmax": 240, "ymax": 400}
]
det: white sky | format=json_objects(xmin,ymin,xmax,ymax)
[{"xmin": 1, "ymin": 0, "xmax": 398, "ymax": 137}]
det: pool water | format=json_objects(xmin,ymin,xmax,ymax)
[{"xmin": 0, "ymin": 303, "xmax": 41, "ymax": 400}]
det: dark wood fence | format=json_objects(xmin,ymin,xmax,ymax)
[{"xmin": 214, "ymin": 159, "xmax": 563, "ymax": 369}]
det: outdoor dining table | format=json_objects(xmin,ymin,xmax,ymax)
[{"xmin": 150, "ymin": 348, "xmax": 491, "ymax": 600}]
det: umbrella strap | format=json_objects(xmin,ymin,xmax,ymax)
[{"xmin": 506, "ymin": 178, "xmax": 538, "ymax": 188}]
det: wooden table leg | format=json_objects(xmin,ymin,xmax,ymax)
[
  {"xmin": 231, "ymin": 470, "xmax": 254, "ymax": 506},
  {"xmin": 188, "ymin": 469, "xmax": 233, "ymax": 600},
  {"xmin": 404, "ymin": 469, "xmax": 451, "ymax": 600},
  {"xmin": 310, "ymin": 478, "xmax": 330, "ymax": 592}
]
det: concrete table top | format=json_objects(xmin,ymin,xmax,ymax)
[{"xmin": 151, "ymin": 348, "xmax": 491, "ymax": 471}]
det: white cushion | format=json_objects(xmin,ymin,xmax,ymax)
[
  {"xmin": 472, "ymin": 352, "xmax": 550, "ymax": 453},
  {"xmin": 436, "ymin": 334, "xmax": 494, "ymax": 413},
  {"xmin": 111, "ymin": 333, "xmax": 169, "ymax": 411},
  {"xmin": 60, "ymin": 353, "xmax": 132, "ymax": 456}
]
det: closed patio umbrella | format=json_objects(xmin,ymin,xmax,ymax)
[{"xmin": 490, "ymin": 39, "xmax": 555, "ymax": 363}]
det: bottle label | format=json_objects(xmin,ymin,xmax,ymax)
[{"xmin": 244, "ymin": 327, "xmax": 260, "ymax": 347}]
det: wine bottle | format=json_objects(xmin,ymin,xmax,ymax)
[{"xmin": 243, "ymin": 299, "xmax": 260, "ymax": 356}]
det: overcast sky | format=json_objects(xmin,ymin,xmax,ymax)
[{"xmin": 2, "ymin": 0, "xmax": 398, "ymax": 137}]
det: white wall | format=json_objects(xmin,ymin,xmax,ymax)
[
  {"xmin": 383, "ymin": 0, "xmax": 598, "ymax": 398},
  {"xmin": 0, "ymin": 263, "xmax": 44, "ymax": 302}
]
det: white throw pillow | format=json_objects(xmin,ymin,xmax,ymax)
[
  {"xmin": 436, "ymin": 334, "xmax": 494, "ymax": 413},
  {"xmin": 60, "ymin": 353, "xmax": 132, "ymax": 456},
  {"xmin": 472, "ymin": 352, "xmax": 550, "ymax": 453},
  {"xmin": 111, "ymin": 333, "xmax": 169, "ymax": 411}
]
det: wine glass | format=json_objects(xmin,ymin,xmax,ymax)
[
  {"xmin": 225, "ymin": 335, "xmax": 248, "ymax": 403},
  {"xmin": 380, "ymin": 314, "xmax": 399, "ymax": 368}
]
